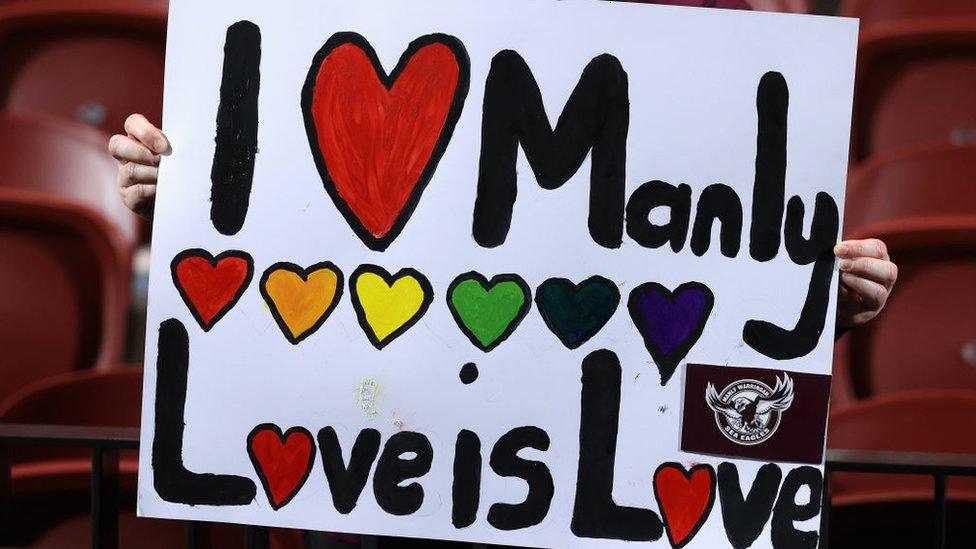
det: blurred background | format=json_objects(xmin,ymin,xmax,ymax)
[{"xmin": 0, "ymin": 0, "xmax": 973, "ymax": 547}]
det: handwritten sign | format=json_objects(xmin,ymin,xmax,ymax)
[{"xmin": 139, "ymin": 1, "xmax": 857, "ymax": 547}]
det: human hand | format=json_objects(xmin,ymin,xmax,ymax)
[
  {"xmin": 108, "ymin": 114, "xmax": 171, "ymax": 219},
  {"xmin": 835, "ymin": 238, "xmax": 898, "ymax": 331}
]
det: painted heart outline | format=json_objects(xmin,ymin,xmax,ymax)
[
  {"xmin": 534, "ymin": 275, "xmax": 620, "ymax": 349},
  {"xmin": 170, "ymin": 248, "xmax": 254, "ymax": 332},
  {"xmin": 447, "ymin": 271, "xmax": 532, "ymax": 352},
  {"xmin": 349, "ymin": 264, "xmax": 434, "ymax": 350},
  {"xmin": 246, "ymin": 424, "xmax": 317, "ymax": 510},
  {"xmin": 628, "ymin": 281, "xmax": 714, "ymax": 386},
  {"xmin": 653, "ymin": 462, "xmax": 716, "ymax": 549},
  {"xmin": 301, "ymin": 32, "xmax": 471, "ymax": 252},
  {"xmin": 259, "ymin": 261, "xmax": 345, "ymax": 345}
]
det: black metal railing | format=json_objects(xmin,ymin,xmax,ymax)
[
  {"xmin": 2, "ymin": 424, "xmax": 976, "ymax": 549},
  {"xmin": 822, "ymin": 448, "xmax": 976, "ymax": 549}
]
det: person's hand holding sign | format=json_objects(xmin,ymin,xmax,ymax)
[
  {"xmin": 834, "ymin": 238, "xmax": 898, "ymax": 332},
  {"xmin": 108, "ymin": 113, "xmax": 171, "ymax": 219}
]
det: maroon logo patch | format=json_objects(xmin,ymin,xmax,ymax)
[{"xmin": 682, "ymin": 364, "xmax": 830, "ymax": 464}]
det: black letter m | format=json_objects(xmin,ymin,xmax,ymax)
[{"xmin": 473, "ymin": 50, "xmax": 629, "ymax": 248}]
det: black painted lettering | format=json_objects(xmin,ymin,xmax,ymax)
[
  {"xmin": 743, "ymin": 249, "xmax": 836, "ymax": 360},
  {"xmin": 784, "ymin": 192, "xmax": 839, "ymax": 266},
  {"xmin": 626, "ymin": 181, "xmax": 692, "ymax": 252},
  {"xmin": 373, "ymin": 431, "xmax": 433, "ymax": 516},
  {"xmin": 718, "ymin": 462, "xmax": 782, "ymax": 549},
  {"xmin": 317, "ymin": 427, "xmax": 381, "ymax": 514},
  {"xmin": 151, "ymin": 319, "xmax": 256, "ymax": 505},
  {"xmin": 487, "ymin": 426, "xmax": 554, "ymax": 531},
  {"xmin": 210, "ymin": 21, "xmax": 261, "ymax": 236},
  {"xmin": 771, "ymin": 466, "xmax": 822, "ymax": 549},
  {"xmin": 453, "ymin": 429, "xmax": 482, "ymax": 528},
  {"xmin": 749, "ymin": 71, "xmax": 788, "ymax": 262},
  {"xmin": 691, "ymin": 183, "xmax": 743, "ymax": 258},
  {"xmin": 571, "ymin": 349, "xmax": 664, "ymax": 541},
  {"xmin": 473, "ymin": 50, "xmax": 629, "ymax": 249}
]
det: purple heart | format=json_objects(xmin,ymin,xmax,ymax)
[{"xmin": 628, "ymin": 282, "xmax": 714, "ymax": 385}]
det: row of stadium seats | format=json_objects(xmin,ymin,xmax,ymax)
[
  {"xmin": 0, "ymin": 0, "xmax": 164, "ymax": 402},
  {"xmin": 828, "ymin": 3, "xmax": 976, "ymax": 524}
]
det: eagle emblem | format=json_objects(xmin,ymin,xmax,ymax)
[{"xmin": 706, "ymin": 373, "xmax": 794, "ymax": 446}]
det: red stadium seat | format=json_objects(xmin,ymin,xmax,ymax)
[
  {"xmin": 841, "ymin": 146, "xmax": 976, "ymax": 397},
  {"xmin": 0, "ymin": 112, "xmax": 138, "ymax": 246},
  {"xmin": 851, "ymin": 19, "xmax": 976, "ymax": 161},
  {"xmin": 828, "ymin": 389, "xmax": 976, "ymax": 506},
  {"xmin": 841, "ymin": 146, "xmax": 976, "ymax": 398},
  {"xmin": 845, "ymin": 144, "xmax": 976, "ymax": 234},
  {"xmin": 0, "ymin": 0, "xmax": 167, "ymax": 134},
  {"xmin": 0, "ymin": 369, "xmax": 141, "ymax": 544},
  {"xmin": 839, "ymin": 219, "xmax": 976, "ymax": 398},
  {"xmin": 0, "ymin": 369, "xmax": 141, "ymax": 523},
  {"xmin": 748, "ymin": 0, "xmax": 810, "ymax": 14},
  {"xmin": 0, "ymin": 369, "xmax": 309, "ymax": 548},
  {"xmin": 0, "ymin": 190, "xmax": 130, "ymax": 401},
  {"xmin": 840, "ymin": 0, "xmax": 976, "ymax": 25},
  {"xmin": 32, "ymin": 515, "xmax": 307, "ymax": 549},
  {"xmin": 827, "ymin": 390, "xmax": 976, "ymax": 547}
]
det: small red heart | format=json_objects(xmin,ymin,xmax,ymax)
[
  {"xmin": 247, "ymin": 425, "xmax": 316, "ymax": 510},
  {"xmin": 302, "ymin": 33, "xmax": 468, "ymax": 251},
  {"xmin": 653, "ymin": 463, "xmax": 716, "ymax": 549},
  {"xmin": 171, "ymin": 249, "xmax": 253, "ymax": 331}
]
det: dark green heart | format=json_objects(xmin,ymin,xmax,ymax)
[
  {"xmin": 448, "ymin": 272, "xmax": 531, "ymax": 351},
  {"xmin": 535, "ymin": 276, "xmax": 620, "ymax": 349}
]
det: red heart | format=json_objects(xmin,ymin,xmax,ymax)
[
  {"xmin": 653, "ymin": 463, "xmax": 716, "ymax": 549},
  {"xmin": 247, "ymin": 425, "xmax": 316, "ymax": 510},
  {"xmin": 302, "ymin": 33, "xmax": 469, "ymax": 251},
  {"xmin": 171, "ymin": 249, "xmax": 253, "ymax": 331}
]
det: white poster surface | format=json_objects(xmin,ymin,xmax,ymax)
[{"xmin": 139, "ymin": 1, "xmax": 857, "ymax": 547}]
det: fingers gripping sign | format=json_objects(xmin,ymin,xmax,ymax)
[
  {"xmin": 835, "ymin": 238, "xmax": 898, "ymax": 330},
  {"xmin": 109, "ymin": 113, "xmax": 171, "ymax": 218}
]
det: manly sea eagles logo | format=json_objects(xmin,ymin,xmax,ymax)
[{"xmin": 706, "ymin": 373, "xmax": 794, "ymax": 446}]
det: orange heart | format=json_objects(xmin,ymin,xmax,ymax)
[{"xmin": 260, "ymin": 262, "xmax": 343, "ymax": 344}]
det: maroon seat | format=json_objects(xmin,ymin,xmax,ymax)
[
  {"xmin": 840, "ymin": 147, "xmax": 976, "ymax": 398},
  {"xmin": 0, "ymin": 0, "xmax": 167, "ymax": 134},
  {"xmin": 748, "ymin": 0, "xmax": 810, "ymax": 13},
  {"xmin": 840, "ymin": 0, "xmax": 976, "ymax": 25},
  {"xmin": 0, "ymin": 369, "xmax": 310, "ymax": 548},
  {"xmin": 0, "ymin": 112, "xmax": 138, "ymax": 246},
  {"xmin": 0, "ymin": 190, "xmax": 130, "ymax": 401},
  {"xmin": 828, "ymin": 389, "xmax": 976, "ymax": 506},
  {"xmin": 0, "ymin": 368, "xmax": 141, "ymax": 545},
  {"xmin": 852, "ymin": 19, "xmax": 976, "ymax": 161},
  {"xmin": 845, "ymin": 144, "xmax": 976, "ymax": 234},
  {"xmin": 838, "ymin": 219, "xmax": 976, "ymax": 399}
]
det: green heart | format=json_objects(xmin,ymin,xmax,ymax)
[{"xmin": 448, "ymin": 273, "xmax": 531, "ymax": 351}]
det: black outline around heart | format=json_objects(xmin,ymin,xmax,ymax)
[
  {"xmin": 301, "ymin": 32, "xmax": 471, "ymax": 252},
  {"xmin": 628, "ymin": 281, "xmax": 714, "ymax": 386}
]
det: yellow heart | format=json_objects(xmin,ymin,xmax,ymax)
[
  {"xmin": 352, "ymin": 266, "xmax": 432, "ymax": 348},
  {"xmin": 261, "ymin": 262, "xmax": 343, "ymax": 344}
]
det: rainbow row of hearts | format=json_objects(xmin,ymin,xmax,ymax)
[{"xmin": 171, "ymin": 248, "xmax": 713, "ymax": 385}]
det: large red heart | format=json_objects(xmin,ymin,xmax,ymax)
[
  {"xmin": 247, "ymin": 424, "xmax": 316, "ymax": 510},
  {"xmin": 171, "ymin": 249, "xmax": 253, "ymax": 331},
  {"xmin": 302, "ymin": 32, "xmax": 469, "ymax": 251},
  {"xmin": 653, "ymin": 463, "xmax": 716, "ymax": 549}
]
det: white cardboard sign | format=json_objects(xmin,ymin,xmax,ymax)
[{"xmin": 139, "ymin": 1, "xmax": 857, "ymax": 547}]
